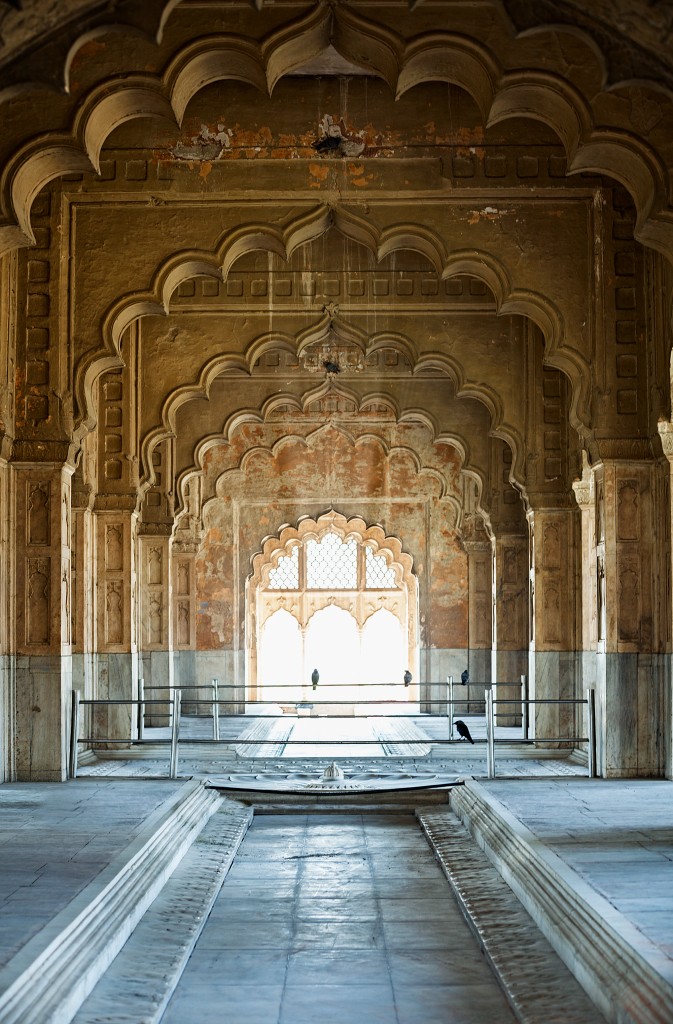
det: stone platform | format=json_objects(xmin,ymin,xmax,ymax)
[{"xmin": 1, "ymin": 771, "xmax": 671, "ymax": 1023}]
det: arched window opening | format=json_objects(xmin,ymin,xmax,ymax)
[{"xmin": 247, "ymin": 511, "xmax": 419, "ymax": 712}]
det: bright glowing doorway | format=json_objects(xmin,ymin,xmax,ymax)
[{"xmin": 248, "ymin": 511, "xmax": 419, "ymax": 713}]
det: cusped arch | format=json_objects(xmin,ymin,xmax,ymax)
[
  {"xmin": 1, "ymin": 2, "xmax": 673, "ymax": 270},
  {"xmin": 249, "ymin": 509, "xmax": 416, "ymax": 592},
  {"xmin": 97, "ymin": 207, "xmax": 588, "ymax": 464}
]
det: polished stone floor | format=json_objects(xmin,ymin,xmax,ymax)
[
  {"xmin": 2, "ymin": 775, "xmax": 673, "ymax": 1021},
  {"xmin": 161, "ymin": 811, "xmax": 517, "ymax": 1024}
]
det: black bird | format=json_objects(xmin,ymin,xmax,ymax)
[
  {"xmin": 311, "ymin": 668, "xmax": 319, "ymax": 690},
  {"xmin": 460, "ymin": 669, "xmax": 469, "ymax": 685},
  {"xmin": 323, "ymin": 360, "xmax": 341, "ymax": 374},
  {"xmin": 403, "ymin": 669, "xmax": 412, "ymax": 686},
  {"xmin": 312, "ymin": 135, "xmax": 342, "ymax": 153},
  {"xmin": 455, "ymin": 719, "xmax": 474, "ymax": 744}
]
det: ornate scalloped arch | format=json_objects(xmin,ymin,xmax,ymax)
[
  {"xmin": 2, "ymin": 3, "xmax": 673, "ymax": 267},
  {"xmin": 246, "ymin": 508, "xmax": 420, "ymax": 698}
]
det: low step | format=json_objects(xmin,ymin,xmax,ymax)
[
  {"xmin": 371, "ymin": 716, "xmax": 432, "ymax": 756},
  {"xmin": 73, "ymin": 802, "xmax": 252, "ymax": 1024},
  {"xmin": 418, "ymin": 807, "xmax": 606, "ymax": 1024},
  {"xmin": 234, "ymin": 716, "xmax": 295, "ymax": 757},
  {"xmin": 0, "ymin": 780, "xmax": 221, "ymax": 1024}
]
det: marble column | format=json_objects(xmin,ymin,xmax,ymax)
[
  {"xmin": 13, "ymin": 459, "xmax": 73, "ymax": 780},
  {"xmin": 491, "ymin": 533, "xmax": 528, "ymax": 726},
  {"xmin": 139, "ymin": 531, "xmax": 174, "ymax": 725},
  {"xmin": 93, "ymin": 504, "xmax": 139, "ymax": 745},
  {"xmin": 71, "ymin": 489, "xmax": 95, "ymax": 706},
  {"xmin": 0, "ymin": 457, "xmax": 9, "ymax": 782},
  {"xmin": 590, "ymin": 454, "xmax": 668, "ymax": 777},
  {"xmin": 172, "ymin": 550, "xmax": 196, "ymax": 704},
  {"xmin": 462, "ymin": 536, "xmax": 492, "ymax": 715},
  {"xmin": 527, "ymin": 503, "xmax": 580, "ymax": 747}
]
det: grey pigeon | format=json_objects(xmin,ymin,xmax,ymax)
[
  {"xmin": 403, "ymin": 669, "xmax": 412, "ymax": 686},
  {"xmin": 311, "ymin": 668, "xmax": 319, "ymax": 689},
  {"xmin": 461, "ymin": 669, "xmax": 469, "ymax": 685}
]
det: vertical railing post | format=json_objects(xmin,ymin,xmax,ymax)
[
  {"xmin": 212, "ymin": 678, "xmax": 220, "ymax": 741},
  {"xmin": 587, "ymin": 687, "xmax": 597, "ymax": 778},
  {"xmin": 170, "ymin": 688, "xmax": 181, "ymax": 779},
  {"xmin": 137, "ymin": 675, "xmax": 144, "ymax": 742},
  {"xmin": 69, "ymin": 690, "xmax": 81, "ymax": 779},
  {"xmin": 447, "ymin": 676, "xmax": 454, "ymax": 739},
  {"xmin": 521, "ymin": 674, "xmax": 529, "ymax": 740},
  {"xmin": 486, "ymin": 688, "xmax": 496, "ymax": 779}
]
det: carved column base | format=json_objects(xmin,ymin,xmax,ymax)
[
  {"xmin": 529, "ymin": 649, "xmax": 582, "ymax": 748},
  {"xmin": 141, "ymin": 649, "xmax": 174, "ymax": 727},
  {"xmin": 94, "ymin": 652, "xmax": 138, "ymax": 749},
  {"xmin": 15, "ymin": 654, "xmax": 72, "ymax": 781},
  {"xmin": 492, "ymin": 648, "xmax": 527, "ymax": 726},
  {"xmin": 596, "ymin": 650, "xmax": 668, "ymax": 777},
  {"xmin": 195, "ymin": 650, "xmax": 243, "ymax": 714}
]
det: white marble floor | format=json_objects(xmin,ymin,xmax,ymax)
[{"xmin": 161, "ymin": 812, "xmax": 518, "ymax": 1024}]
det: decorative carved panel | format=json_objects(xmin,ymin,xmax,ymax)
[
  {"xmin": 105, "ymin": 580, "xmax": 123, "ymax": 644},
  {"xmin": 26, "ymin": 557, "xmax": 50, "ymax": 644},
  {"xmin": 105, "ymin": 524, "xmax": 123, "ymax": 571},
  {"xmin": 617, "ymin": 480, "xmax": 639, "ymax": 541},
  {"xmin": 27, "ymin": 483, "xmax": 49, "ymax": 545},
  {"xmin": 618, "ymin": 564, "xmax": 640, "ymax": 641}
]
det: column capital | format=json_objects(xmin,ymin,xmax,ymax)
[
  {"xmin": 11, "ymin": 438, "xmax": 79, "ymax": 467},
  {"xmin": 93, "ymin": 493, "xmax": 140, "ymax": 513},
  {"xmin": 587, "ymin": 437, "xmax": 655, "ymax": 462}
]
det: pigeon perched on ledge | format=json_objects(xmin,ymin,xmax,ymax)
[
  {"xmin": 455, "ymin": 719, "xmax": 474, "ymax": 744},
  {"xmin": 461, "ymin": 669, "xmax": 469, "ymax": 685}
]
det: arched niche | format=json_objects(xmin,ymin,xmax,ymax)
[{"xmin": 246, "ymin": 510, "xmax": 419, "ymax": 704}]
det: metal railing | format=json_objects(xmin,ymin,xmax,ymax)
[
  {"xmin": 69, "ymin": 680, "xmax": 597, "ymax": 778},
  {"xmin": 138, "ymin": 679, "xmax": 221, "ymax": 740},
  {"xmin": 485, "ymin": 688, "xmax": 597, "ymax": 780},
  {"xmin": 70, "ymin": 690, "xmax": 181, "ymax": 779}
]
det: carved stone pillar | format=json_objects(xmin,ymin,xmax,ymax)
[
  {"xmin": 462, "ymin": 532, "xmax": 492, "ymax": 715},
  {"xmin": 491, "ymin": 533, "xmax": 528, "ymax": 726},
  {"xmin": 0, "ymin": 456, "xmax": 8, "ymax": 782},
  {"xmin": 527, "ymin": 502, "xmax": 580, "ymax": 747},
  {"xmin": 590, "ymin": 449, "xmax": 669, "ymax": 777},
  {"xmin": 71, "ymin": 467, "xmax": 95, "ymax": 706},
  {"xmin": 139, "ymin": 530, "xmax": 174, "ymax": 725},
  {"xmin": 93, "ymin": 502, "xmax": 139, "ymax": 745},
  {"xmin": 12, "ymin": 457, "xmax": 73, "ymax": 780},
  {"xmin": 171, "ymin": 476, "xmax": 202, "ymax": 701}
]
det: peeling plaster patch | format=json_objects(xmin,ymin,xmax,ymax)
[
  {"xmin": 172, "ymin": 123, "xmax": 232, "ymax": 161},
  {"xmin": 312, "ymin": 114, "xmax": 366, "ymax": 158},
  {"xmin": 467, "ymin": 207, "xmax": 509, "ymax": 224}
]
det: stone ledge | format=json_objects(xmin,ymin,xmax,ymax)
[
  {"xmin": 72, "ymin": 802, "xmax": 253, "ymax": 1024},
  {"xmin": 449, "ymin": 780, "xmax": 673, "ymax": 1024},
  {"xmin": 417, "ymin": 807, "xmax": 606, "ymax": 1023},
  {"xmin": 0, "ymin": 780, "xmax": 222, "ymax": 1024}
]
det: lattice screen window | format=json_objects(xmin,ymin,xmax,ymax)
[
  {"xmin": 306, "ymin": 534, "xmax": 358, "ymax": 589},
  {"xmin": 267, "ymin": 545, "xmax": 299, "ymax": 590},
  {"xmin": 365, "ymin": 545, "xmax": 398, "ymax": 588}
]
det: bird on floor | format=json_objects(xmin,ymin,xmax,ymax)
[
  {"xmin": 460, "ymin": 669, "xmax": 469, "ymax": 685},
  {"xmin": 455, "ymin": 720, "xmax": 474, "ymax": 743}
]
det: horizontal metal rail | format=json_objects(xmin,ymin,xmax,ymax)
[
  {"xmin": 70, "ymin": 685, "xmax": 597, "ymax": 781},
  {"xmin": 70, "ymin": 691, "xmax": 181, "ymax": 780}
]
